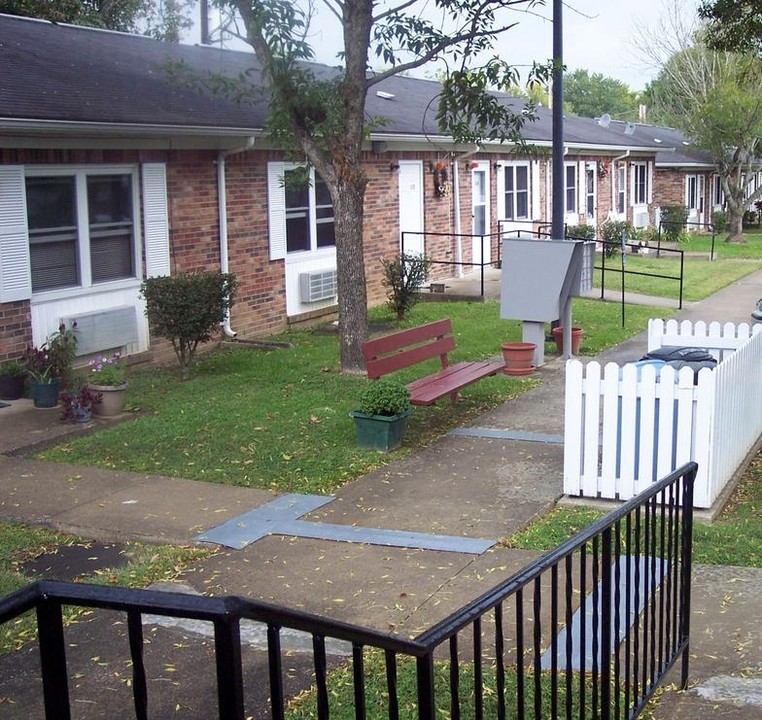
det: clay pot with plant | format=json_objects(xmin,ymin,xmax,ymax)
[{"xmin": 24, "ymin": 323, "xmax": 78, "ymax": 408}]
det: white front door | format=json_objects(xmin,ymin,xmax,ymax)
[
  {"xmin": 585, "ymin": 164, "xmax": 596, "ymax": 224},
  {"xmin": 686, "ymin": 174, "xmax": 705, "ymax": 227},
  {"xmin": 472, "ymin": 161, "xmax": 490, "ymax": 265},
  {"xmin": 398, "ymin": 161, "xmax": 424, "ymax": 256}
]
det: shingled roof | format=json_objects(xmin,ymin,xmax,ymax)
[{"xmin": 0, "ymin": 13, "xmax": 666, "ymax": 154}]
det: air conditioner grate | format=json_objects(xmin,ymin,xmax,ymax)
[{"xmin": 299, "ymin": 269, "xmax": 337, "ymax": 303}]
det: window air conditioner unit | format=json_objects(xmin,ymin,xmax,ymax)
[
  {"xmin": 299, "ymin": 269, "xmax": 338, "ymax": 303},
  {"xmin": 633, "ymin": 211, "xmax": 649, "ymax": 229}
]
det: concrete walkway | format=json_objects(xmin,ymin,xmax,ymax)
[{"xmin": 2, "ymin": 269, "xmax": 762, "ymax": 717}]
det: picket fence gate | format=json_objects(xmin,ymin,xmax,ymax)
[{"xmin": 564, "ymin": 319, "xmax": 762, "ymax": 508}]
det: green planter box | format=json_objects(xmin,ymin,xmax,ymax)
[{"xmin": 350, "ymin": 409, "xmax": 411, "ymax": 452}]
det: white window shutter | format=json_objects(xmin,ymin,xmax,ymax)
[
  {"xmin": 530, "ymin": 161, "xmax": 541, "ymax": 219},
  {"xmin": 578, "ymin": 162, "xmax": 586, "ymax": 214},
  {"xmin": 268, "ymin": 162, "xmax": 286, "ymax": 261},
  {"xmin": 142, "ymin": 163, "xmax": 171, "ymax": 278},
  {"xmin": 0, "ymin": 166, "xmax": 32, "ymax": 303},
  {"xmin": 495, "ymin": 164, "xmax": 505, "ymax": 220},
  {"xmin": 647, "ymin": 162, "xmax": 653, "ymax": 204}
]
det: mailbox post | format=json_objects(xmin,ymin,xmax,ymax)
[{"xmin": 500, "ymin": 238, "xmax": 594, "ymax": 365}]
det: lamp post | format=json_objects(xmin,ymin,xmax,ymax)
[
  {"xmin": 551, "ymin": 0, "xmax": 564, "ymax": 242},
  {"xmin": 551, "ymin": 0, "xmax": 574, "ymax": 357}
]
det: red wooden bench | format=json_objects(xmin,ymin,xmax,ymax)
[{"xmin": 362, "ymin": 318, "xmax": 504, "ymax": 406}]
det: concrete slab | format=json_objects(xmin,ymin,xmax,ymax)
[{"xmin": 649, "ymin": 564, "xmax": 762, "ymax": 719}]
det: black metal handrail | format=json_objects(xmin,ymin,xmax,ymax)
[
  {"xmin": 400, "ymin": 230, "xmax": 503, "ymax": 297},
  {"xmin": 0, "ymin": 462, "xmax": 696, "ymax": 719}
]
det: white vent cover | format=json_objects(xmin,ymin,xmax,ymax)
[
  {"xmin": 62, "ymin": 306, "xmax": 138, "ymax": 356},
  {"xmin": 299, "ymin": 269, "xmax": 337, "ymax": 303},
  {"xmin": 633, "ymin": 211, "xmax": 650, "ymax": 229}
]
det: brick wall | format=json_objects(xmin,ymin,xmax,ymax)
[{"xmin": 0, "ymin": 301, "xmax": 32, "ymax": 362}]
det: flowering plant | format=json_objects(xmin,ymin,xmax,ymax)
[
  {"xmin": 60, "ymin": 384, "xmax": 101, "ymax": 422},
  {"xmin": 88, "ymin": 352, "xmax": 126, "ymax": 386},
  {"xmin": 24, "ymin": 323, "xmax": 78, "ymax": 383}
]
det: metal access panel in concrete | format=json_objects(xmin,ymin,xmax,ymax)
[{"xmin": 500, "ymin": 238, "xmax": 585, "ymax": 322}]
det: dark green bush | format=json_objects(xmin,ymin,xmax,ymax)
[
  {"xmin": 141, "ymin": 272, "xmax": 238, "ymax": 376},
  {"xmin": 359, "ymin": 378, "xmax": 411, "ymax": 417},
  {"xmin": 711, "ymin": 209, "xmax": 727, "ymax": 234},
  {"xmin": 660, "ymin": 205, "xmax": 689, "ymax": 243},
  {"xmin": 565, "ymin": 224, "xmax": 596, "ymax": 240},
  {"xmin": 381, "ymin": 253, "xmax": 432, "ymax": 320},
  {"xmin": 598, "ymin": 219, "xmax": 633, "ymax": 258}
]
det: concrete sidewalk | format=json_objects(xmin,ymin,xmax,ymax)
[{"xmin": 1, "ymin": 268, "xmax": 762, "ymax": 717}]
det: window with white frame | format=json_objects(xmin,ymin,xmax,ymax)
[
  {"xmin": 616, "ymin": 165, "xmax": 626, "ymax": 214},
  {"xmin": 632, "ymin": 162, "xmax": 648, "ymax": 205},
  {"xmin": 564, "ymin": 164, "xmax": 577, "ymax": 214},
  {"xmin": 711, "ymin": 174, "xmax": 724, "ymax": 208},
  {"xmin": 501, "ymin": 163, "xmax": 530, "ymax": 220},
  {"xmin": 25, "ymin": 168, "xmax": 136, "ymax": 293},
  {"xmin": 282, "ymin": 166, "xmax": 335, "ymax": 254}
]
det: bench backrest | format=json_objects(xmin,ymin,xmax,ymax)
[{"xmin": 363, "ymin": 319, "xmax": 456, "ymax": 380}]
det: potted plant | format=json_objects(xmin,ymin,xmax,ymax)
[
  {"xmin": 350, "ymin": 378, "xmax": 412, "ymax": 452},
  {"xmin": 500, "ymin": 342, "xmax": 536, "ymax": 376},
  {"xmin": 86, "ymin": 352, "xmax": 128, "ymax": 417},
  {"xmin": 23, "ymin": 323, "xmax": 78, "ymax": 408},
  {"xmin": 552, "ymin": 326, "xmax": 584, "ymax": 355},
  {"xmin": 60, "ymin": 384, "xmax": 101, "ymax": 423},
  {"xmin": 0, "ymin": 360, "xmax": 26, "ymax": 400}
]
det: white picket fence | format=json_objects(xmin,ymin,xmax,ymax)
[{"xmin": 564, "ymin": 319, "xmax": 762, "ymax": 508}]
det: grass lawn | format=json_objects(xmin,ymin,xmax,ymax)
[
  {"xmin": 504, "ymin": 452, "xmax": 762, "ymax": 568},
  {"xmin": 0, "ymin": 523, "xmax": 210, "ymax": 652},
  {"xmin": 594, "ymin": 231, "xmax": 762, "ymax": 302},
  {"xmin": 38, "ymin": 299, "xmax": 666, "ymax": 495}
]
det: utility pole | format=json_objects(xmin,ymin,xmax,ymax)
[{"xmin": 200, "ymin": 0, "xmax": 209, "ymax": 45}]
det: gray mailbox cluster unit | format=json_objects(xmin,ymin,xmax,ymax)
[{"xmin": 500, "ymin": 238, "xmax": 594, "ymax": 366}]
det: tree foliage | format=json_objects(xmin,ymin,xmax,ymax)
[
  {"xmin": 699, "ymin": 0, "xmax": 762, "ymax": 55},
  {"xmin": 636, "ymin": 2, "xmax": 762, "ymax": 242},
  {"xmin": 210, "ymin": 0, "xmax": 548, "ymax": 373},
  {"xmin": 0, "ymin": 0, "xmax": 194, "ymax": 41},
  {"xmin": 141, "ymin": 272, "xmax": 238, "ymax": 377},
  {"xmin": 649, "ymin": 46, "xmax": 762, "ymax": 241},
  {"xmin": 563, "ymin": 69, "xmax": 639, "ymax": 120}
]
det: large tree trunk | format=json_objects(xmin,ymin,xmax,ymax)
[
  {"xmin": 333, "ymin": 180, "xmax": 369, "ymax": 374},
  {"xmin": 725, "ymin": 191, "xmax": 747, "ymax": 243}
]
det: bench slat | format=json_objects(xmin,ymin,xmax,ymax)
[
  {"xmin": 365, "ymin": 336, "xmax": 455, "ymax": 379},
  {"xmin": 363, "ymin": 320, "xmax": 457, "ymax": 380},
  {"xmin": 362, "ymin": 318, "xmax": 503, "ymax": 406},
  {"xmin": 407, "ymin": 360, "xmax": 504, "ymax": 405}
]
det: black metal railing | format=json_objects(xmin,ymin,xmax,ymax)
[
  {"xmin": 0, "ymin": 462, "xmax": 696, "ymax": 719},
  {"xmin": 596, "ymin": 240, "xmax": 686, "ymax": 312},
  {"xmin": 400, "ymin": 230, "xmax": 503, "ymax": 297}
]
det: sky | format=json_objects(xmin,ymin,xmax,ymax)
[{"xmin": 198, "ymin": 0, "xmax": 701, "ymax": 93}]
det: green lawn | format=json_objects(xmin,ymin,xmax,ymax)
[
  {"xmin": 0, "ymin": 523, "xmax": 210, "ymax": 652},
  {"xmin": 38, "ymin": 299, "xmax": 666, "ymax": 495},
  {"xmin": 504, "ymin": 453, "xmax": 762, "ymax": 568},
  {"xmin": 595, "ymin": 231, "xmax": 762, "ymax": 301}
]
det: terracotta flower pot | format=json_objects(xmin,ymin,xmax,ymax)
[
  {"xmin": 501, "ymin": 342, "xmax": 536, "ymax": 376},
  {"xmin": 552, "ymin": 327, "xmax": 583, "ymax": 355}
]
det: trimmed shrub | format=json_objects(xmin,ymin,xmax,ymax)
[
  {"xmin": 565, "ymin": 224, "xmax": 596, "ymax": 240},
  {"xmin": 141, "ymin": 272, "xmax": 238, "ymax": 377},
  {"xmin": 598, "ymin": 219, "xmax": 634, "ymax": 258},
  {"xmin": 660, "ymin": 205, "xmax": 689, "ymax": 243},
  {"xmin": 711, "ymin": 210, "xmax": 727, "ymax": 234},
  {"xmin": 381, "ymin": 253, "xmax": 432, "ymax": 320}
]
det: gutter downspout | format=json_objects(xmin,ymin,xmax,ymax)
[
  {"xmin": 452, "ymin": 145, "xmax": 481, "ymax": 278},
  {"xmin": 217, "ymin": 137, "xmax": 256, "ymax": 337}
]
